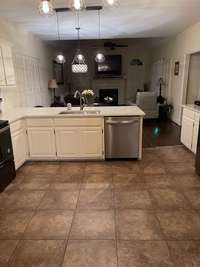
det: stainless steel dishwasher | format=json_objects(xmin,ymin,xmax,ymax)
[{"xmin": 105, "ymin": 116, "xmax": 140, "ymax": 159}]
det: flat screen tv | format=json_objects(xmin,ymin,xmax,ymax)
[{"xmin": 95, "ymin": 55, "xmax": 122, "ymax": 77}]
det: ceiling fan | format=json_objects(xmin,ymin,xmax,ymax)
[
  {"xmin": 55, "ymin": 5, "xmax": 103, "ymax": 13},
  {"xmin": 93, "ymin": 41, "xmax": 128, "ymax": 50}
]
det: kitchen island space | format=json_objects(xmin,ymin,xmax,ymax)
[{"xmin": 0, "ymin": 106, "xmax": 145, "ymax": 170}]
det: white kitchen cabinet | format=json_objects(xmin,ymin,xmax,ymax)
[
  {"xmin": 181, "ymin": 107, "xmax": 200, "ymax": 154},
  {"xmin": 192, "ymin": 121, "xmax": 199, "ymax": 154},
  {"xmin": 25, "ymin": 117, "xmax": 104, "ymax": 160},
  {"xmin": 12, "ymin": 129, "xmax": 27, "ymax": 170},
  {"xmin": 55, "ymin": 126, "xmax": 104, "ymax": 159},
  {"xmin": 181, "ymin": 116, "xmax": 194, "ymax": 150},
  {"xmin": 27, "ymin": 127, "xmax": 56, "ymax": 159},
  {"xmin": 55, "ymin": 127, "xmax": 79, "ymax": 158},
  {"xmin": 0, "ymin": 47, "xmax": 6, "ymax": 86},
  {"xmin": 79, "ymin": 127, "xmax": 103, "ymax": 158},
  {"xmin": 10, "ymin": 120, "xmax": 27, "ymax": 170},
  {"xmin": 0, "ymin": 42, "xmax": 16, "ymax": 86}
]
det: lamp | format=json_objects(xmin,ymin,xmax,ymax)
[
  {"xmin": 48, "ymin": 79, "xmax": 58, "ymax": 101},
  {"xmin": 157, "ymin": 77, "xmax": 166, "ymax": 104}
]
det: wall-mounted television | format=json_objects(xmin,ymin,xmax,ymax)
[{"xmin": 95, "ymin": 55, "xmax": 122, "ymax": 77}]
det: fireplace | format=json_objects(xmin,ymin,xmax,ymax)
[{"xmin": 99, "ymin": 89, "xmax": 118, "ymax": 106}]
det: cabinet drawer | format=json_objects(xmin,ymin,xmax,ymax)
[
  {"xmin": 182, "ymin": 108, "xmax": 195, "ymax": 120},
  {"xmin": 10, "ymin": 119, "xmax": 25, "ymax": 133},
  {"xmin": 54, "ymin": 118, "xmax": 103, "ymax": 127},
  {"xmin": 194, "ymin": 112, "xmax": 200, "ymax": 122},
  {"xmin": 26, "ymin": 118, "xmax": 54, "ymax": 127}
]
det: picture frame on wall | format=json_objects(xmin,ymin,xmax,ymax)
[
  {"xmin": 53, "ymin": 61, "xmax": 64, "ymax": 85},
  {"xmin": 174, "ymin": 61, "xmax": 179, "ymax": 76}
]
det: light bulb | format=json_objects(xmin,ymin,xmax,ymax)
[
  {"xmin": 73, "ymin": 0, "xmax": 84, "ymax": 10},
  {"xmin": 107, "ymin": 0, "xmax": 115, "ymax": 5},
  {"xmin": 39, "ymin": 0, "xmax": 54, "ymax": 15},
  {"xmin": 77, "ymin": 54, "xmax": 84, "ymax": 61},
  {"xmin": 95, "ymin": 52, "xmax": 105, "ymax": 63},
  {"xmin": 55, "ymin": 53, "xmax": 66, "ymax": 64}
]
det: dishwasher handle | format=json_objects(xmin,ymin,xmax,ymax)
[{"xmin": 106, "ymin": 119, "xmax": 139, "ymax": 125}]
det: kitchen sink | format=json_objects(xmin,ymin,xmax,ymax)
[{"xmin": 59, "ymin": 110, "xmax": 101, "ymax": 115}]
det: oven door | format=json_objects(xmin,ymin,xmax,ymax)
[{"xmin": 0, "ymin": 126, "xmax": 14, "ymax": 163}]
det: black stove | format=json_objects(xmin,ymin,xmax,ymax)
[
  {"xmin": 0, "ymin": 120, "xmax": 16, "ymax": 191},
  {"xmin": 0, "ymin": 120, "xmax": 8, "ymax": 129}
]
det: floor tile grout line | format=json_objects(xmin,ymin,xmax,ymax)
[
  {"xmin": 60, "ymin": 168, "xmax": 84, "ymax": 267},
  {"xmin": 113, "ymin": 187, "xmax": 119, "ymax": 267}
]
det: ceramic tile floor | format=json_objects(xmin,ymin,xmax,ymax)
[{"xmin": 0, "ymin": 145, "xmax": 200, "ymax": 266}]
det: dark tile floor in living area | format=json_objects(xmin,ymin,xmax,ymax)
[
  {"xmin": 143, "ymin": 119, "xmax": 181, "ymax": 148},
  {"xmin": 0, "ymin": 145, "xmax": 200, "ymax": 266}
]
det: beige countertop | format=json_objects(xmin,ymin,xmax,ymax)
[
  {"xmin": 0, "ymin": 106, "xmax": 145, "ymax": 123},
  {"xmin": 182, "ymin": 104, "xmax": 200, "ymax": 113}
]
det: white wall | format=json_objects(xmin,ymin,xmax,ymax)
[
  {"xmin": 152, "ymin": 21, "xmax": 200, "ymax": 125},
  {"xmin": 51, "ymin": 39, "xmax": 153, "ymax": 104},
  {"xmin": 0, "ymin": 18, "xmax": 53, "ymax": 112}
]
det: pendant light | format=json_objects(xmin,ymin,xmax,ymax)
[
  {"xmin": 38, "ymin": 0, "xmax": 54, "ymax": 15},
  {"xmin": 72, "ymin": 13, "xmax": 88, "ymax": 73},
  {"xmin": 104, "ymin": 0, "xmax": 119, "ymax": 6},
  {"xmin": 71, "ymin": 0, "xmax": 85, "ymax": 11},
  {"xmin": 55, "ymin": 12, "xmax": 66, "ymax": 64},
  {"xmin": 95, "ymin": 10, "xmax": 105, "ymax": 63}
]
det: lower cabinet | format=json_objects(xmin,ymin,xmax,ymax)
[
  {"xmin": 79, "ymin": 127, "xmax": 103, "ymax": 158},
  {"xmin": 12, "ymin": 129, "xmax": 27, "ymax": 169},
  {"xmin": 27, "ymin": 127, "xmax": 56, "ymax": 159},
  {"xmin": 12, "ymin": 118, "xmax": 104, "ymax": 162},
  {"xmin": 192, "ymin": 121, "xmax": 199, "ymax": 154},
  {"xmin": 181, "ymin": 116, "xmax": 194, "ymax": 150},
  {"xmin": 55, "ymin": 127, "xmax": 104, "ymax": 159},
  {"xmin": 55, "ymin": 128, "xmax": 80, "ymax": 158},
  {"xmin": 181, "ymin": 108, "xmax": 200, "ymax": 154}
]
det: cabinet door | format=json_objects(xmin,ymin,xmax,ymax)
[
  {"xmin": 0, "ymin": 47, "xmax": 6, "ymax": 86},
  {"xmin": 1, "ymin": 44, "xmax": 16, "ymax": 86},
  {"xmin": 12, "ymin": 129, "xmax": 27, "ymax": 170},
  {"xmin": 79, "ymin": 127, "xmax": 103, "ymax": 158},
  {"xmin": 27, "ymin": 128, "xmax": 56, "ymax": 159},
  {"xmin": 181, "ymin": 116, "xmax": 194, "ymax": 150},
  {"xmin": 192, "ymin": 121, "xmax": 199, "ymax": 154},
  {"xmin": 55, "ymin": 128, "xmax": 79, "ymax": 158}
]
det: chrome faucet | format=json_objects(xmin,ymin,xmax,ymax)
[{"xmin": 74, "ymin": 90, "xmax": 84, "ymax": 111}]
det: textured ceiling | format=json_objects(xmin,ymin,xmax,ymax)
[{"xmin": 0, "ymin": 0, "xmax": 200, "ymax": 40}]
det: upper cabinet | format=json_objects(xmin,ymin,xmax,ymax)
[{"xmin": 0, "ymin": 42, "xmax": 16, "ymax": 87}]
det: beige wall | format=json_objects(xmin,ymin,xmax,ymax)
[
  {"xmin": 0, "ymin": 18, "xmax": 53, "ymax": 112},
  {"xmin": 51, "ymin": 39, "xmax": 153, "ymax": 104},
  {"xmin": 152, "ymin": 21, "xmax": 200, "ymax": 125},
  {"xmin": 186, "ymin": 53, "xmax": 200, "ymax": 104}
]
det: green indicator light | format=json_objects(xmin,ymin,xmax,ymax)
[{"xmin": 153, "ymin": 127, "xmax": 161, "ymax": 136}]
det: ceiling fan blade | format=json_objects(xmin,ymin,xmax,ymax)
[
  {"xmin": 55, "ymin": 6, "xmax": 103, "ymax": 13},
  {"xmin": 116, "ymin": 45, "xmax": 129, "ymax": 47},
  {"xmin": 86, "ymin": 6, "xmax": 103, "ymax": 11},
  {"xmin": 55, "ymin": 7, "xmax": 71, "ymax": 13}
]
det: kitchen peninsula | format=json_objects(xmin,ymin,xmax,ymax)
[{"xmin": 0, "ymin": 106, "xmax": 145, "ymax": 170}]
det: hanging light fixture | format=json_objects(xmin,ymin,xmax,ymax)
[
  {"xmin": 72, "ymin": 13, "xmax": 88, "ymax": 73},
  {"xmin": 55, "ymin": 12, "xmax": 66, "ymax": 64},
  {"xmin": 95, "ymin": 10, "xmax": 105, "ymax": 63},
  {"xmin": 38, "ymin": 0, "xmax": 54, "ymax": 15},
  {"xmin": 71, "ymin": 0, "xmax": 85, "ymax": 11},
  {"xmin": 104, "ymin": 0, "xmax": 119, "ymax": 6}
]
